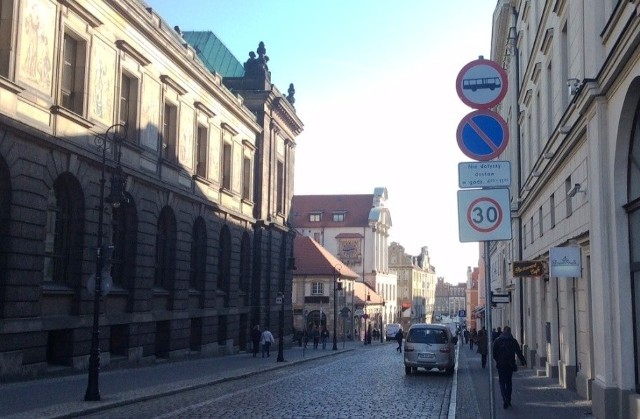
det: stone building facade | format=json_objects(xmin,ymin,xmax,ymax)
[
  {"xmin": 0, "ymin": 0, "xmax": 302, "ymax": 379},
  {"xmin": 489, "ymin": 1, "xmax": 640, "ymax": 417}
]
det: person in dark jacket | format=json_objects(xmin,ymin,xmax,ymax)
[
  {"xmin": 251, "ymin": 325, "xmax": 261, "ymax": 358},
  {"xmin": 476, "ymin": 328, "xmax": 488, "ymax": 368},
  {"xmin": 492, "ymin": 326, "xmax": 526, "ymax": 409},
  {"xmin": 470, "ymin": 329, "xmax": 477, "ymax": 350},
  {"xmin": 395, "ymin": 329, "xmax": 403, "ymax": 353}
]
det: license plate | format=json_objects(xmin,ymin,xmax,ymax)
[{"xmin": 418, "ymin": 352, "xmax": 435, "ymax": 359}]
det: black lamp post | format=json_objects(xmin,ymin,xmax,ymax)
[
  {"xmin": 380, "ymin": 302, "xmax": 385, "ymax": 343},
  {"xmin": 85, "ymin": 124, "xmax": 127, "ymax": 402},
  {"xmin": 276, "ymin": 291, "xmax": 285, "ymax": 362},
  {"xmin": 333, "ymin": 264, "xmax": 342, "ymax": 350}
]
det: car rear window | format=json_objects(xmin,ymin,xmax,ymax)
[{"xmin": 407, "ymin": 328, "xmax": 448, "ymax": 344}]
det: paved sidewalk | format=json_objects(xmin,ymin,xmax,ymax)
[
  {"xmin": 0, "ymin": 340, "xmax": 363, "ymax": 419},
  {"xmin": 453, "ymin": 341, "xmax": 595, "ymax": 418}
]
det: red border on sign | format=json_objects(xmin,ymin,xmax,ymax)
[
  {"xmin": 456, "ymin": 109, "xmax": 509, "ymax": 161},
  {"xmin": 456, "ymin": 59, "xmax": 508, "ymax": 109},
  {"xmin": 466, "ymin": 197, "xmax": 503, "ymax": 233}
]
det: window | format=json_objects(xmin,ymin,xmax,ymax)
[
  {"xmin": 119, "ymin": 73, "xmax": 138, "ymax": 141},
  {"xmin": 538, "ymin": 206, "xmax": 543, "ymax": 237},
  {"xmin": 218, "ymin": 226, "xmax": 231, "ymax": 307},
  {"xmin": 550, "ymin": 193, "xmax": 556, "ymax": 228},
  {"xmin": 154, "ymin": 207, "xmax": 176, "ymax": 289},
  {"xmin": 162, "ymin": 103, "xmax": 177, "ymax": 162},
  {"xmin": 242, "ymin": 156, "xmax": 251, "ymax": 200},
  {"xmin": 530, "ymin": 216, "xmax": 534, "ymax": 244},
  {"xmin": 189, "ymin": 217, "xmax": 206, "ymax": 291},
  {"xmin": 222, "ymin": 143, "xmax": 232, "ymax": 190},
  {"xmin": 333, "ymin": 212, "xmax": 345, "ymax": 222},
  {"xmin": 523, "ymin": 222, "xmax": 527, "ymax": 250},
  {"xmin": 61, "ymin": 33, "xmax": 86, "ymax": 114},
  {"xmin": 196, "ymin": 125, "xmax": 208, "ymax": 177},
  {"xmin": 111, "ymin": 197, "xmax": 137, "ymax": 289},
  {"xmin": 0, "ymin": 0, "xmax": 14, "ymax": 77},
  {"xmin": 276, "ymin": 160, "xmax": 284, "ymax": 213},
  {"xmin": 311, "ymin": 282, "xmax": 324, "ymax": 295},
  {"xmin": 43, "ymin": 174, "xmax": 84, "ymax": 286},
  {"xmin": 313, "ymin": 232, "xmax": 321, "ymax": 242},
  {"xmin": 309, "ymin": 213, "xmax": 321, "ymax": 222},
  {"xmin": 565, "ymin": 176, "xmax": 573, "ymax": 217}
]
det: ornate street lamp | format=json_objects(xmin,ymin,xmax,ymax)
[
  {"xmin": 333, "ymin": 264, "xmax": 342, "ymax": 351},
  {"xmin": 85, "ymin": 124, "xmax": 127, "ymax": 402},
  {"xmin": 277, "ymin": 252, "xmax": 296, "ymax": 362}
]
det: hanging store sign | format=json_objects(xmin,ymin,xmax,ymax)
[
  {"xmin": 512, "ymin": 260, "xmax": 546, "ymax": 277},
  {"xmin": 549, "ymin": 246, "xmax": 582, "ymax": 278}
]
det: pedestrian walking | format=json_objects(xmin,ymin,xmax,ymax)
[
  {"xmin": 476, "ymin": 327, "xmax": 488, "ymax": 368},
  {"xmin": 303, "ymin": 329, "xmax": 309, "ymax": 349},
  {"xmin": 260, "ymin": 327, "xmax": 275, "ymax": 358},
  {"xmin": 463, "ymin": 328, "xmax": 470, "ymax": 344},
  {"xmin": 395, "ymin": 328, "xmax": 403, "ymax": 353},
  {"xmin": 251, "ymin": 325, "xmax": 261, "ymax": 358},
  {"xmin": 470, "ymin": 329, "xmax": 477, "ymax": 350},
  {"xmin": 492, "ymin": 326, "xmax": 527, "ymax": 409},
  {"xmin": 492, "ymin": 326, "xmax": 502, "ymax": 342},
  {"xmin": 321, "ymin": 328, "xmax": 330, "ymax": 349},
  {"xmin": 312, "ymin": 326, "xmax": 320, "ymax": 349}
]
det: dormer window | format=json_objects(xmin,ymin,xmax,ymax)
[
  {"xmin": 309, "ymin": 213, "xmax": 321, "ymax": 222},
  {"xmin": 332, "ymin": 212, "xmax": 345, "ymax": 222}
]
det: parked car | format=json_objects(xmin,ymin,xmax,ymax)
[
  {"xmin": 385, "ymin": 323, "xmax": 402, "ymax": 342},
  {"xmin": 403, "ymin": 323, "xmax": 457, "ymax": 375}
]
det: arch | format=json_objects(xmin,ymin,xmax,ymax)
[
  {"xmin": 43, "ymin": 172, "xmax": 84, "ymax": 288},
  {"xmin": 111, "ymin": 193, "xmax": 137, "ymax": 293},
  {"xmin": 218, "ymin": 225, "xmax": 231, "ymax": 307},
  {"xmin": 626, "ymin": 82, "xmax": 640, "ymax": 392},
  {"xmin": 190, "ymin": 216, "xmax": 207, "ymax": 293},
  {"xmin": 240, "ymin": 231, "xmax": 251, "ymax": 304},
  {"xmin": 0, "ymin": 155, "xmax": 10, "ymax": 311},
  {"xmin": 154, "ymin": 206, "xmax": 176, "ymax": 291},
  {"xmin": 306, "ymin": 310, "xmax": 326, "ymax": 330}
]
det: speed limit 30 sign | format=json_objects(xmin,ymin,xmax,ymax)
[{"xmin": 457, "ymin": 188, "xmax": 512, "ymax": 242}]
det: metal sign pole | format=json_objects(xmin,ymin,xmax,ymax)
[{"xmin": 485, "ymin": 240, "xmax": 495, "ymax": 419}]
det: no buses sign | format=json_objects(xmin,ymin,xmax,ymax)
[{"xmin": 457, "ymin": 188, "xmax": 512, "ymax": 242}]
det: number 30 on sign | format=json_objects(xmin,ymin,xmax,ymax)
[{"xmin": 457, "ymin": 188, "xmax": 512, "ymax": 242}]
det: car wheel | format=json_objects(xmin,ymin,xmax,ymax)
[{"xmin": 405, "ymin": 365, "xmax": 411, "ymax": 375}]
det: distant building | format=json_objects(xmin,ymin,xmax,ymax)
[
  {"xmin": 389, "ymin": 243, "xmax": 437, "ymax": 330},
  {"xmin": 290, "ymin": 187, "xmax": 396, "ymax": 330},
  {"xmin": 434, "ymin": 278, "xmax": 466, "ymax": 323}
]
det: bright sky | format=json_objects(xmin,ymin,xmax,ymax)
[{"xmin": 146, "ymin": 0, "xmax": 497, "ymax": 283}]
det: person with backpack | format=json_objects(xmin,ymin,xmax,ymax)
[{"xmin": 492, "ymin": 326, "xmax": 527, "ymax": 409}]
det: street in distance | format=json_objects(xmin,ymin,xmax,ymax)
[{"xmin": 458, "ymin": 161, "xmax": 511, "ymax": 188}]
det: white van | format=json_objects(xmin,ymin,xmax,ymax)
[{"xmin": 385, "ymin": 323, "xmax": 402, "ymax": 342}]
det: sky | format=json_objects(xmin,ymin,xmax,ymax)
[{"xmin": 146, "ymin": 0, "xmax": 498, "ymax": 283}]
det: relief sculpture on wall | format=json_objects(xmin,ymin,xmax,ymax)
[
  {"xmin": 19, "ymin": 0, "xmax": 55, "ymax": 94},
  {"xmin": 89, "ymin": 38, "xmax": 115, "ymax": 124}
]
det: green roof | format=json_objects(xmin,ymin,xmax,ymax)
[{"xmin": 182, "ymin": 31, "xmax": 244, "ymax": 78}]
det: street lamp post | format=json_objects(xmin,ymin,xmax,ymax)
[
  {"xmin": 85, "ymin": 124, "xmax": 127, "ymax": 401},
  {"xmin": 277, "ymin": 291, "xmax": 285, "ymax": 362},
  {"xmin": 333, "ymin": 264, "xmax": 342, "ymax": 350}
]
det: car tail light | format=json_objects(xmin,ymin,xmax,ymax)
[{"xmin": 440, "ymin": 347, "xmax": 451, "ymax": 353}]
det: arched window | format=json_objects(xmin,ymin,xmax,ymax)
[
  {"xmin": 240, "ymin": 232, "xmax": 251, "ymax": 304},
  {"xmin": 111, "ymin": 194, "xmax": 137, "ymax": 290},
  {"xmin": 628, "ymin": 96, "xmax": 640, "ymax": 393},
  {"xmin": 190, "ymin": 217, "xmax": 207, "ymax": 292},
  {"xmin": 154, "ymin": 207, "xmax": 176, "ymax": 290},
  {"xmin": 43, "ymin": 173, "xmax": 84, "ymax": 286},
  {"xmin": 218, "ymin": 225, "xmax": 231, "ymax": 307},
  {"xmin": 0, "ymin": 157, "xmax": 11, "ymax": 308}
]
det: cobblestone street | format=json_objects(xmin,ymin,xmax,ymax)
[{"xmin": 84, "ymin": 344, "xmax": 452, "ymax": 419}]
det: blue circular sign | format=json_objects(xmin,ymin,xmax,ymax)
[{"xmin": 456, "ymin": 109, "xmax": 509, "ymax": 161}]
